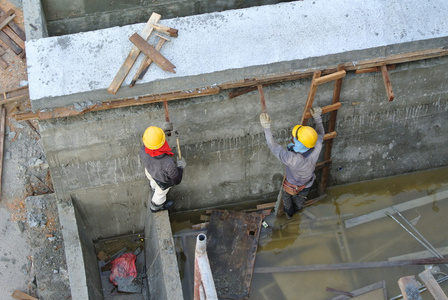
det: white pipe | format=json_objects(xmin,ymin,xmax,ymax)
[{"xmin": 193, "ymin": 234, "xmax": 218, "ymax": 300}]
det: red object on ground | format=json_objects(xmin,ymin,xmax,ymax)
[{"xmin": 109, "ymin": 253, "xmax": 137, "ymax": 286}]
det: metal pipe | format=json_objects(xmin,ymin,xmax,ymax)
[
  {"xmin": 193, "ymin": 234, "xmax": 217, "ymax": 300},
  {"xmin": 392, "ymin": 207, "xmax": 442, "ymax": 258},
  {"xmin": 385, "ymin": 212, "xmax": 441, "ymax": 259}
]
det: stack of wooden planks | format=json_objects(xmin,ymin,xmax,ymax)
[{"xmin": 0, "ymin": 7, "xmax": 26, "ymax": 61}]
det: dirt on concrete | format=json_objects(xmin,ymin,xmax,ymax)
[{"xmin": 0, "ymin": 1, "xmax": 70, "ymax": 299}]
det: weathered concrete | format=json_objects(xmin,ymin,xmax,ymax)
[
  {"xmin": 22, "ymin": 0, "xmax": 48, "ymax": 40},
  {"xmin": 145, "ymin": 207, "xmax": 183, "ymax": 300},
  {"xmin": 26, "ymin": 0, "xmax": 448, "ymax": 110},
  {"xmin": 57, "ymin": 197, "xmax": 103, "ymax": 299},
  {"xmin": 26, "ymin": 0, "xmax": 448, "ymax": 239},
  {"xmin": 42, "ymin": 0, "xmax": 288, "ymax": 36}
]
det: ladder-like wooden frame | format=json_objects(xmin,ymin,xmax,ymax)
[{"xmin": 300, "ymin": 66, "xmax": 346, "ymax": 195}]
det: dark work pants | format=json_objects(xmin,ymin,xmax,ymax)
[{"xmin": 282, "ymin": 187, "xmax": 311, "ymax": 217}]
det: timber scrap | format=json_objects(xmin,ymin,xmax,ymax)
[{"xmin": 13, "ymin": 46, "xmax": 448, "ymax": 121}]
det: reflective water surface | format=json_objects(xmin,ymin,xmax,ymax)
[{"xmin": 171, "ymin": 167, "xmax": 448, "ymax": 299}]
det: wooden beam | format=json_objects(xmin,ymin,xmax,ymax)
[
  {"xmin": 129, "ymin": 33, "xmax": 176, "ymax": 73},
  {"xmin": 418, "ymin": 269, "xmax": 448, "ymax": 300},
  {"xmin": 303, "ymin": 102, "xmax": 341, "ymax": 119},
  {"xmin": 219, "ymin": 47, "xmax": 448, "ymax": 90},
  {"xmin": 314, "ymin": 70, "xmax": 346, "ymax": 86},
  {"xmin": 11, "ymin": 290, "xmax": 38, "ymax": 300},
  {"xmin": 0, "ymin": 14, "xmax": 15, "ymax": 31},
  {"xmin": 0, "ymin": 30, "xmax": 21, "ymax": 54},
  {"xmin": 254, "ymin": 257, "xmax": 448, "ymax": 274},
  {"xmin": 0, "ymin": 8, "xmax": 25, "ymax": 41},
  {"xmin": 3, "ymin": 26, "xmax": 25, "ymax": 50},
  {"xmin": 301, "ymin": 71, "xmax": 321, "ymax": 125},
  {"xmin": 324, "ymin": 131, "xmax": 337, "ymax": 141},
  {"xmin": 0, "ymin": 106, "xmax": 5, "ymax": 201},
  {"xmin": 398, "ymin": 276, "xmax": 422, "ymax": 300},
  {"xmin": 381, "ymin": 65, "xmax": 394, "ymax": 101},
  {"xmin": 107, "ymin": 13, "xmax": 161, "ymax": 94},
  {"xmin": 14, "ymin": 86, "xmax": 220, "ymax": 121},
  {"xmin": 355, "ymin": 64, "xmax": 396, "ymax": 74},
  {"xmin": 344, "ymin": 189, "xmax": 448, "ymax": 228},
  {"xmin": 151, "ymin": 23, "xmax": 178, "ymax": 37}
]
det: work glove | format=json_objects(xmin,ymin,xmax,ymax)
[
  {"xmin": 310, "ymin": 107, "xmax": 322, "ymax": 118},
  {"xmin": 161, "ymin": 122, "xmax": 173, "ymax": 133},
  {"xmin": 177, "ymin": 158, "xmax": 186, "ymax": 169},
  {"xmin": 259, "ymin": 113, "xmax": 271, "ymax": 129}
]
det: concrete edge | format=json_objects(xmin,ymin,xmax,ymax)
[
  {"xmin": 22, "ymin": 0, "xmax": 48, "ymax": 40},
  {"xmin": 56, "ymin": 198, "xmax": 90, "ymax": 300}
]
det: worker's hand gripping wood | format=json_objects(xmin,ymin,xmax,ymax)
[{"xmin": 259, "ymin": 113, "xmax": 271, "ymax": 128}]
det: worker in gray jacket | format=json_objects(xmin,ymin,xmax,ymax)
[
  {"xmin": 260, "ymin": 107, "xmax": 324, "ymax": 218},
  {"xmin": 139, "ymin": 124, "xmax": 186, "ymax": 212}
]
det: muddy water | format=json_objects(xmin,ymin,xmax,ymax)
[{"xmin": 171, "ymin": 167, "xmax": 448, "ymax": 299}]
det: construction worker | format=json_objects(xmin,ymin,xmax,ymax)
[
  {"xmin": 259, "ymin": 107, "xmax": 324, "ymax": 218},
  {"xmin": 139, "ymin": 123, "xmax": 186, "ymax": 212}
]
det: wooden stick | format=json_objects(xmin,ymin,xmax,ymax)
[
  {"xmin": 0, "ymin": 30, "xmax": 21, "ymax": 54},
  {"xmin": 324, "ymin": 131, "xmax": 337, "ymax": 140},
  {"xmin": 11, "ymin": 290, "xmax": 38, "ymax": 300},
  {"xmin": 381, "ymin": 65, "xmax": 394, "ymax": 101},
  {"xmin": 3, "ymin": 26, "xmax": 25, "ymax": 50},
  {"xmin": 303, "ymin": 102, "xmax": 342, "ymax": 119},
  {"xmin": 301, "ymin": 71, "xmax": 321, "ymax": 125},
  {"xmin": 130, "ymin": 34, "xmax": 169, "ymax": 87},
  {"xmin": 254, "ymin": 257, "xmax": 448, "ymax": 274},
  {"xmin": 355, "ymin": 65, "xmax": 396, "ymax": 74},
  {"xmin": 314, "ymin": 70, "xmax": 346, "ymax": 86},
  {"xmin": 0, "ymin": 106, "xmax": 5, "ymax": 201},
  {"xmin": 107, "ymin": 13, "xmax": 161, "ymax": 94},
  {"xmin": 14, "ymin": 86, "xmax": 220, "ymax": 121},
  {"xmin": 418, "ymin": 269, "xmax": 448, "ymax": 300},
  {"xmin": 0, "ymin": 14, "xmax": 15, "ymax": 31},
  {"xmin": 257, "ymin": 84, "xmax": 267, "ymax": 113},
  {"xmin": 151, "ymin": 23, "xmax": 178, "ymax": 37},
  {"xmin": 129, "ymin": 33, "xmax": 176, "ymax": 73}
]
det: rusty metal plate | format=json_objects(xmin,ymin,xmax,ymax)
[{"xmin": 206, "ymin": 210, "xmax": 263, "ymax": 299}]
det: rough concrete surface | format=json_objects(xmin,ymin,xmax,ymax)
[{"xmin": 26, "ymin": 0, "xmax": 448, "ymax": 109}]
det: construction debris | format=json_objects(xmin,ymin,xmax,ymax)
[{"xmin": 0, "ymin": 7, "xmax": 25, "ymax": 58}]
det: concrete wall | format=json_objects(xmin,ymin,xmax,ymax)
[
  {"xmin": 145, "ymin": 208, "xmax": 183, "ymax": 300},
  {"xmin": 57, "ymin": 198, "xmax": 103, "ymax": 299},
  {"xmin": 41, "ymin": 0, "xmax": 291, "ymax": 36},
  {"xmin": 28, "ymin": 1, "xmax": 448, "ymax": 239}
]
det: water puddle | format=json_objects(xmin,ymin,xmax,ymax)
[{"xmin": 171, "ymin": 167, "xmax": 448, "ymax": 299}]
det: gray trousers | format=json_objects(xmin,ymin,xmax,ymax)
[{"xmin": 282, "ymin": 187, "xmax": 310, "ymax": 216}]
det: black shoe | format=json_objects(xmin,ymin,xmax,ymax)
[{"xmin": 150, "ymin": 200, "xmax": 174, "ymax": 212}]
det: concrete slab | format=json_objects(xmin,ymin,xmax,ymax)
[{"xmin": 26, "ymin": 0, "xmax": 448, "ymax": 110}]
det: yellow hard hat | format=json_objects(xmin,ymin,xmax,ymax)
[
  {"xmin": 142, "ymin": 126, "xmax": 165, "ymax": 150},
  {"xmin": 292, "ymin": 125, "xmax": 318, "ymax": 148}
]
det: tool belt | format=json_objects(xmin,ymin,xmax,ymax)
[{"xmin": 282, "ymin": 178, "xmax": 306, "ymax": 195}]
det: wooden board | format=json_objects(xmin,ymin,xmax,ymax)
[
  {"xmin": 129, "ymin": 33, "xmax": 175, "ymax": 73},
  {"xmin": 0, "ymin": 30, "xmax": 21, "ymax": 54},
  {"xmin": 345, "ymin": 189, "xmax": 448, "ymax": 228},
  {"xmin": 107, "ymin": 13, "xmax": 161, "ymax": 94},
  {"xmin": 0, "ymin": 7, "xmax": 25, "ymax": 41},
  {"xmin": 11, "ymin": 290, "xmax": 38, "ymax": 300},
  {"xmin": 329, "ymin": 281, "xmax": 387, "ymax": 300},
  {"xmin": 418, "ymin": 269, "xmax": 448, "ymax": 300},
  {"xmin": 398, "ymin": 276, "xmax": 422, "ymax": 300},
  {"xmin": 206, "ymin": 210, "xmax": 263, "ymax": 299}
]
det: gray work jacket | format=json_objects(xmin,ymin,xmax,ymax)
[{"xmin": 263, "ymin": 115, "xmax": 324, "ymax": 187}]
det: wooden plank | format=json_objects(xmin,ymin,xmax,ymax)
[
  {"xmin": 219, "ymin": 47, "xmax": 448, "ymax": 90},
  {"xmin": 107, "ymin": 13, "xmax": 161, "ymax": 94},
  {"xmin": 254, "ymin": 257, "xmax": 448, "ymax": 274},
  {"xmin": 355, "ymin": 65, "xmax": 396, "ymax": 74},
  {"xmin": 324, "ymin": 131, "xmax": 337, "ymax": 140},
  {"xmin": 329, "ymin": 281, "xmax": 387, "ymax": 300},
  {"xmin": 0, "ymin": 56, "xmax": 7, "ymax": 69},
  {"xmin": 3, "ymin": 26, "xmax": 25, "ymax": 50},
  {"xmin": 301, "ymin": 71, "xmax": 321, "ymax": 125},
  {"xmin": 0, "ymin": 14, "xmax": 15, "ymax": 31},
  {"xmin": 303, "ymin": 102, "xmax": 341, "ymax": 119},
  {"xmin": 228, "ymin": 85, "xmax": 258, "ymax": 99},
  {"xmin": 0, "ymin": 8, "xmax": 25, "ymax": 41},
  {"xmin": 398, "ymin": 276, "xmax": 422, "ymax": 300},
  {"xmin": 11, "ymin": 290, "xmax": 38, "ymax": 300},
  {"xmin": 129, "ymin": 33, "xmax": 176, "ymax": 73},
  {"xmin": 381, "ymin": 65, "xmax": 394, "ymax": 101},
  {"xmin": 14, "ymin": 86, "xmax": 220, "ymax": 121},
  {"xmin": 418, "ymin": 269, "xmax": 448, "ymax": 300},
  {"xmin": 130, "ymin": 35, "xmax": 168, "ymax": 87},
  {"xmin": 345, "ymin": 189, "xmax": 448, "ymax": 228},
  {"xmin": 314, "ymin": 70, "xmax": 346, "ymax": 86},
  {"xmin": 0, "ymin": 106, "xmax": 5, "ymax": 201},
  {"xmin": 257, "ymin": 84, "xmax": 267, "ymax": 113},
  {"xmin": 151, "ymin": 23, "xmax": 178, "ymax": 37},
  {"xmin": 0, "ymin": 30, "xmax": 21, "ymax": 54}
]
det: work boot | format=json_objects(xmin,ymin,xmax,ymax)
[{"xmin": 150, "ymin": 200, "xmax": 174, "ymax": 212}]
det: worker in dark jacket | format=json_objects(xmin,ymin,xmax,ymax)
[
  {"xmin": 139, "ymin": 125, "xmax": 186, "ymax": 212},
  {"xmin": 260, "ymin": 107, "xmax": 324, "ymax": 218}
]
